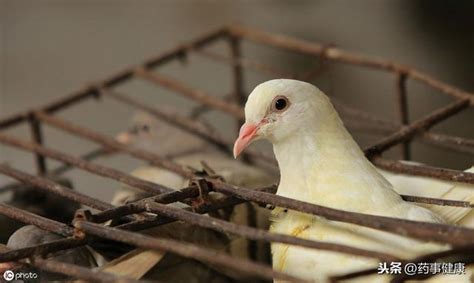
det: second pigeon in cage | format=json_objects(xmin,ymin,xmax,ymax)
[
  {"xmin": 233, "ymin": 79, "xmax": 474, "ymax": 282},
  {"xmin": 0, "ymin": 178, "xmax": 80, "ymax": 244},
  {"xmin": 104, "ymin": 108, "xmax": 275, "ymax": 281},
  {"xmin": 3, "ymin": 225, "xmax": 97, "ymax": 281}
]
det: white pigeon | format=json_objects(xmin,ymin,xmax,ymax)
[{"xmin": 233, "ymin": 79, "xmax": 473, "ymax": 282}]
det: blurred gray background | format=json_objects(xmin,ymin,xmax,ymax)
[{"xmin": 0, "ymin": 0, "xmax": 473, "ymax": 202}]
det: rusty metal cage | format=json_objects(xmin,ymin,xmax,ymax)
[{"xmin": 0, "ymin": 25, "xmax": 473, "ymax": 282}]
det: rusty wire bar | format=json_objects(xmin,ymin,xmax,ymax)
[
  {"xmin": 142, "ymin": 27, "xmax": 228, "ymax": 70},
  {"xmin": 74, "ymin": 220, "xmax": 304, "ymax": 282},
  {"xmin": 228, "ymin": 25, "xmax": 474, "ymax": 104},
  {"xmin": 227, "ymin": 34, "xmax": 254, "ymax": 167},
  {"xmin": 0, "ymin": 86, "xmax": 99, "ymax": 131},
  {"xmin": 400, "ymin": 194, "xmax": 473, "ymax": 208},
  {"xmin": 49, "ymin": 147, "xmax": 112, "ymax": 176},
  {"xmin": 424, "ymin": 132, "xmax": 474, "ymax": 148},
  {"xmin": 0, "ymin": 132, "xmax": 174, "ymax": 195},
  {"xmin": 0, "ymin": 238, "xmax": 86, "ymax": 263},
  {"xmin": 346, "ymin": 119, "xmax": 474, "ymax": 156},
  {"xmin": 27, "ymin": 114, "xmax": 47, "ymax": 175},
  {"xmin": 90, "ymin": 185, "xmax": 204, "ymax": 224},
  {"xmin": 372, "ymin": 157, "xmax": 474, "ymax": 184},
  {"xmin": 364, "ymin": 98, "xmax": 470, "ymax": 158},
  {"xmin": 42, "ymin": 86, "xmax": 100, "ymax": 114},
  {"xmin": 135, "ymin": 69, "xmax": 244, "ymax": 119},
  {"xmin": 192, "ymin": 45, "xmax": 329, "ymax": 82},
  {"xmin": 297, "ymin": 53, "xmax": 330, "ymax": 82},
  {"xmin": 228, "ymin": 35, "xmax": 246, "ymax": 131},
  {"xmin": 0, "ymin": 203, "xmax": 73, "ymax": 236},
  {"xmin": 192, "ymin": 48, "xmax": 296, "ymax": 78},
  {"xmin": 395, "ymin": 73, "xmax": 411, "ymax": 160},
  {"xmin": 334, "ymin": 100, "xmax": 474, "ymax": 155},
  {"xmin": 422, "ymin": 132, "xmax": 474, "ymax": 154},
  {"xmin": 0, "ymin": 113, "xmax": 25, "ymax": 130},
  {"xmin": 333, "ymin": 99, "xmax": 401, "ymax": 129},
  {"xmin": 0, "ymin": 164, "xmax": 112, "ymax": 211}
]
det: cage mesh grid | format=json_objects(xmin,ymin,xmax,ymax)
[{"xmin": 0, "ymin": 24, "xmax": 473, "ymax": 282}]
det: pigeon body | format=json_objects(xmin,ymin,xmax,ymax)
[
  {"xmin": 0, "ymin": 179, "xmax": 80, "ymax": 244},
  {"xmin": 234, "ymin": 79, "xmax": 472, "ymax": 282},
  {"xmin": 379, "ymin": 164, "xmax": 474, "ymax": 226}
]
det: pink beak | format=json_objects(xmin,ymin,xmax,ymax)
[{"xmin": 233, "ymin": 123, "xmax": 258, "ymax": 158}]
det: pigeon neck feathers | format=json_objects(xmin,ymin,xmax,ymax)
[{"xmin": 272, "ymin": 105, "xmax": 401, "ymax": 212}]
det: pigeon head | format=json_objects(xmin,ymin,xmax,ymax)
[
  {"xmin": 233, "ymin": 79, "xmax": 335, "ymax": 157},
  {"xmin": 116, "ymin": 109, "xmax": 208, "ymax": 156},
  {"xmin": 116, "ymin": 111, "xmax": 157, "ymax": 145}
]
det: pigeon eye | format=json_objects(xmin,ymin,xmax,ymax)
[
  {"xmin": 272, "ymin": 96, "xmax": 289, "ymax": 112},
  {"xmin": 142, "ymin": 124, "xmax": 150, "ymax": 132}
]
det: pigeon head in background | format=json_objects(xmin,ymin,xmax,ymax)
[{"xmin": 116, "ymin": 110, "xmax": 207, "ymax": 157}]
